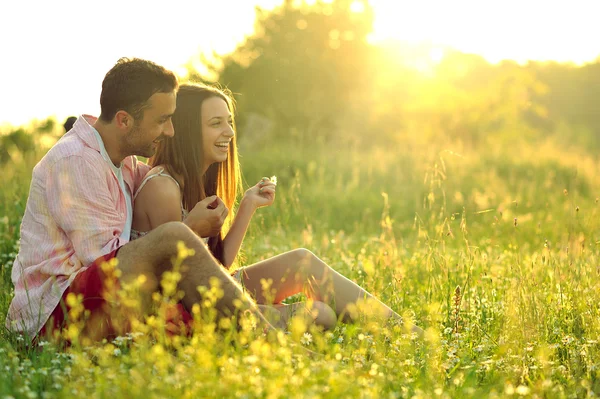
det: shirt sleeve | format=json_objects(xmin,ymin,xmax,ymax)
[{"xmin": 46, "ymin": 155, "xmax": 126, "ymax": 266}]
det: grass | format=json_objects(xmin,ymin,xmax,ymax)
[{"xmin": 1, "ymin": 131, "xmax": 600, "ymax": 398}]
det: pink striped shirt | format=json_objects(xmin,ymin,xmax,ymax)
[{"xmin": 6, "ymin": 115, "xmax": 150, "ymax": 339}]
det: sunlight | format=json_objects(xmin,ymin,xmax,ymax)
[
  {"xmin": 0, "ymin": 0, "xmax": 597, "ymax": 126},
  {"xmin": 350, "ymin": 1, "xmax": 365, "ymax": 13},
  {"xmin": 429, "ymin": 48, "xmax": 445, "ymax": 64},
  {"xmin": 368, "ymin": 0, "xmax": 598, "ymax": 65},
  {"xmin": 175, "ymin": 66, "xmax": 189, "ymax": 79}
]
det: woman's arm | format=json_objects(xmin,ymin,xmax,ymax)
[
  {"xmin": 222, "ymin": 177, "xmax": 277, "ymax": 267},
  {"xmin": 134, "ymin": 174, "xmax": 229, "ymax": 238},
  {"xmin": 132, "ymin": 175, "xmax": 183, "ymax": 230}
]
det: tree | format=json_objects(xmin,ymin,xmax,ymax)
[{"xmin": 188, "ymin": 0, "xmax": 375, "ymax": 142}]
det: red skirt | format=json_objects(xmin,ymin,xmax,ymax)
[{"xmin": 38, "ymin": 249, "xmax": 193, "ymax": 342}]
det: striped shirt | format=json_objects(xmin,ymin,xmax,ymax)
[{"xmin": 5, "ymin": 115, "xmax": 150, "ymax": 339}]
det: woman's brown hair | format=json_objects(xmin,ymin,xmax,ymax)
[{"xmin": 150, "ymin": 83, "xmax": 240, "ymax": 264}]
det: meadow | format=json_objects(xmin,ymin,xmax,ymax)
[{"xmin": 1, "ymin": 127, "xmax": 600, "ymax": 398}]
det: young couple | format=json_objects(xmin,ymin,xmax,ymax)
[{"xmin": 6, "ymin": 58, "xmax": 419, "ymax": 342}]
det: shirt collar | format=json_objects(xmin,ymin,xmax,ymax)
[
  {"xmin": 73, "ymin": 114, "xmax": 123, "ymax": 171},
  {"xmin": 72, "ymin": 115, "xmax": 101, "ymax": 152},
  {"xmin": 92, "ymin": 127, "xmax": 123, "ymax": 172}
]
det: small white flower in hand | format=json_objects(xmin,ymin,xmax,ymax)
[{"xmin": 247, "ymin": 176, "xmax": 277, "ymax": 209}]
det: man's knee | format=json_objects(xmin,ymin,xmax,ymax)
[
  {"xmin": 153, "ymin": 222, "xmax": 195, "ymax": 243},
  {"xmin": 147, "ymin": 222, "xmax": 210, "ymax": 254},
  {"xmin": 120, "ymin": 222, "xmax": 206, "ymax": 271}
]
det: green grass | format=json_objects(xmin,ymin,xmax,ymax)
[{"xmin": 2, "ymin": 132, "xmax": 600, "ymax": 398}]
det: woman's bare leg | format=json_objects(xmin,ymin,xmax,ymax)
[
  {"xmin": 259, "ymin": 301, "xmax": 337, "ymax": 331},
  {"xmin": 239, "ymin": 248, "xmax": 403, "ymax": 324}
]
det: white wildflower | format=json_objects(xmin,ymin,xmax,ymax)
[
  {"xmin": 301, "ymin": 332, "xmax": 313, "ymax": 346},
  {"xmin": 516, "ymin": 385, "xmax": 530, "ymax": 395}
]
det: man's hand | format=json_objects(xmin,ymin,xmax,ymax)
[{"xmin": 184, "ymin": 196, "xmax": 229, "ymax": 238}]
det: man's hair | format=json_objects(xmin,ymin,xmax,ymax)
[{"xmin": 99, "ymin": 57, "xmax": 178, "ymax": 122}]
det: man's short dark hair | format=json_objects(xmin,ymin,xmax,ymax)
[{"xmin": 99, "ymin": 58, "xmax": 178, "ymax": 122}]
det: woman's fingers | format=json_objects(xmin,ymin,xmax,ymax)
[
  {"xmin": 259, "ymin": 186, "xmax": 276, "ymax": 196},
  {"xmin": 216, "ymin": 198, "xmax": 229, "ymax": 218},
  {"xmin": 259, "ymin": 184, "xmax": 276, "ymax": 192},
  {"xmin": 259, "ymin": 177, "xmax": 277, "ymax": 186}
]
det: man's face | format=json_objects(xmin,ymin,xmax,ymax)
[{"xmin": 123, "ymin": 91, "xmax": 176, "ymax": 158}]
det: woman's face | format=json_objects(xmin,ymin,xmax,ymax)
[{"xmin": 201, "ymin": 96, "xmax": 234, "ymax": 169}]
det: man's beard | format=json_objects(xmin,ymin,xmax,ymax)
[{"xmin": 124, "ymin": 124, "xmax": 156, "ymax": 158}]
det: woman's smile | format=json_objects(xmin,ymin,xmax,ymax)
[{"xmin": 215, "ymin": 141, "xmax": 230, "ymax": 152}]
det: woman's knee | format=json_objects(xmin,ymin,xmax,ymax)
[
  {"xmin": 288, "ymin": 248, "xmax": 323, "ymax": 272},
  {"xmin": 289, "ymin": 248, "xmax": 315, "ymax": 261}
]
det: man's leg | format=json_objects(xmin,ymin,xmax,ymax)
[{"xmin": 116, "ymin": 222, "xmax": 271, "ymax": 327}]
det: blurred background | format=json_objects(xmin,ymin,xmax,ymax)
[{"xmin": 1, "ymin": 0, "xmax": 599, "ymax": 248}]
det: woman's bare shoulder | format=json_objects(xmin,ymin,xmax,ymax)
[
  {"xmin": 134, "ymin": 167, "xmax": 183, "ymax": 227},
  {"xmin": 143, "ymin": 165, "xmax": 168, "ymax": 179},
  {"xmin": 137, "ymin": 169, "xmax": 180, "ymax": 199}
]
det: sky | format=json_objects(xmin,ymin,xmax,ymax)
[{"xmin": 0, "ymin": 0, "xmax": 597, "ymax": 127}]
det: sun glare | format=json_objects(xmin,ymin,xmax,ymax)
[
  {"xmin": 429, "ymin": 48, "xmax": 445, "ymax": 64},
  {"xmin": 0, "ymin": 0, "xmax": 597, "ymax": 126},
  {"xmin": 175, "ymin": 66, "xmax": 189, "ymax": 79},
  {"xmin": 368, "ymin": 0, "xmax": 598, "ymax": 65},
  {"xmin": 350, "ymin": 1, "xmax": 365, "ymax": 13}
]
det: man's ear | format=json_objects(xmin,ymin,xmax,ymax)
[{"xmin": 115, "ymin": 110, "xmax": 133, "ymax": 130}]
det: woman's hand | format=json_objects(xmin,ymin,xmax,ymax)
[
  {"xmin": 184, "ymin": 195, "xmax": 229, "ymax": 237},
  {"xmin": 243, "ymin": 176, "xmax": 277, "ymax": 210}
]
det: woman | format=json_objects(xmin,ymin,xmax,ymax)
[{"xmin": 131, "ymin": 83, "xmax": 414, "ymax": 332}]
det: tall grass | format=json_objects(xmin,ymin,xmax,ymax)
[{"xmin": 1, "ymin": 131, "xmax": 600, "ymax": 397}]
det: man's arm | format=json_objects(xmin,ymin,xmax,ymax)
[{"xmin": 46, "ymin": 155, "xmax": 127, "ymax": 266}]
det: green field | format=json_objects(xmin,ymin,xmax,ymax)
[{"xmin": 1, "ymin": 127, "xmax": 600, "ymax": 398}]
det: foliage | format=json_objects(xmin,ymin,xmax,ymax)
[
  {"xmin": 2, "ymin": 123, "xmax": 600, "ymax": 397},
  {"xmin": 188, "ymin": 0, "xmax": 376, "ymax": 142},
  {"xmin": 0, "ymin": 118, "xmax": 61, "ymax": 165},
  {"xmin": 184, "ymin": 1, "xmax": 599, "ymax": 151},
  {"xmin": 2, "ymin": 1, "xmax": 600, "ymax": 397}
]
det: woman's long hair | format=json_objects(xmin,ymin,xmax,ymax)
[{"xmin": 150, "ymin": 83, "xmax": 240, "ymax": 264}]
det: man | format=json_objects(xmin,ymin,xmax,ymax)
[{"xmin": 6, "ymin": 58, "xmax": 268, "ymax": 341}]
